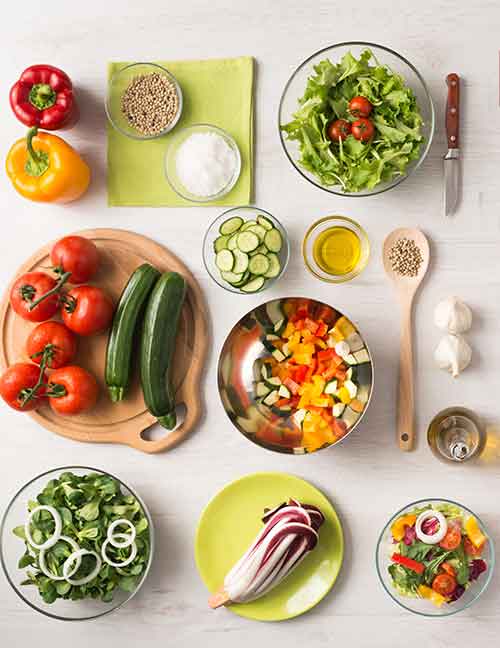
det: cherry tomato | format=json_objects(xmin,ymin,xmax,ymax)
[
  {"xmin": 48, "ymin": 365, "xmax": 99, "ymax": 415},
  {"xmin": 26, "ymin": 321, "xmax": 77, "ymax": 369},
  {"xmin": 351, "ymin": 118, "xmax": 375, "ymax": 142},
  {"xmin": 349, "ymin": 95, "xmax": 373, "ymax": 118},
  {"xmin": 432, "ymin": 573, "xmax": 457, "ymax": 597},
  {"xmin": 439, "ymin": 525, "xmax": 462, "ymax": 550},
  {"xmin": 326, "ymin": 119, "xmax": 351, "ymax": 142},
  {"xmin": 441, "ymin": 562, "xmax": 456, "ymax": 578},
  {"xmin": 0, "ymin": 363, "xmax": 46, "ymax": 411},
  {"xmin": 464, "ymin": 536, "xmax": 484, "ymax": 556},
  {"xmin": 51, "ymin": 236, "xmax": 100, "ymax": 284},
  {"xmin": 10, "ymin": 272, "xmax": 59, "ymax": 322},
  {"xmin": 62, "ymin": 286, "xmax": 114, "ymax": 336}
]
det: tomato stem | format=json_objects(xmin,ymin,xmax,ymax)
[
  {"xmin": 46, "ymin": 383, "xmax": 67, "ymax": 398},
  {"xmin": 18, "ymin": 347, "xmax": 51, "ymax": 408},
  {"xmin": 27, "ymin": 271, "xmax": 71, "ymax": 312},
  {"xmin": 30, "ymin": 343, "xmax": 59, "ymax": 368}
]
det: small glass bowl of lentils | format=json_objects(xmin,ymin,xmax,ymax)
[{"xmin": 106, "ymin": 62, "xmax": 183, "ymax": 140}]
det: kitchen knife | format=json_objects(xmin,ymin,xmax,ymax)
[{"xmin": 444, "ymin": 73, "xmax": 460, "ymax": 217}]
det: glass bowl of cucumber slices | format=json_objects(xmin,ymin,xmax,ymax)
[{"xmin": 203, "ymin": 207, "xmax": 290, "ymax": 294}]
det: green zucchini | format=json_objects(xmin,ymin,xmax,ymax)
[
  {"xmin": 105, "ymin": 263, "xmax": 160, "ymax": 402},
  {"xmin": 140, "ymin": 271, "xmax": 187, "ymax": 429}
]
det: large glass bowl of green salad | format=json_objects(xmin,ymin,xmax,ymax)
[
  {"xmin": 279, "ymin": 42, "xmax": 435, "ymax": 196},
  {"xmin": 0, "ymin": 466, "xmax": 154, "ymax": 621},
  {"xmin": 376, "ymin": 499, "xmax": 494, "ymax": 616}
]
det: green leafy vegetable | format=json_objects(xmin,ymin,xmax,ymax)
[
  {"xmin": 281, "ymin": 49, "xmax": 424, "ymax": 192},
  {"xmin": 14, "ymin": 471, "xmax": 150, "ymax": 604}
]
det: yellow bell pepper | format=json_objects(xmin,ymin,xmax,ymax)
[
  {"xmin": 312, "ymin": 375, "xmax": 326, "ymax": 396},
  {"xmin": 335, "ymin": 316, "xmax": 355, "ymax": 338},
  {"xmin": 418, "ymin": 585, "xmax": 446, "ymax": 608},
  {"xmin": 6, "ymin": 127, "xmax": 90, "ymax": 203},
  {"xmin": 465, "ymin": 516, "xmax": 487, "ymax": 549},
  {"xmin": 336, "ymin": 387, "xmax": 352, "ymax": 404},
  {"xmin": 283, "ymin": 321, "xmax": 295, "ymax": 338},
  {"xmin": 391, "ymin": 514, "xmax": 417, "ymax": 541}
]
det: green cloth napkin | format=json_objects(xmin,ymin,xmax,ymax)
[{"xmin": 107, "ymin": 56, "xmax": 254, "ymax": 206}]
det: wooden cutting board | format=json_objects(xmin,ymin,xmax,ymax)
[{"xmin": 0, "ymin": 228, "xmax": 208, "ymax": 453}]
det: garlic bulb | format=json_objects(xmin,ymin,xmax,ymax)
[
  {"xmin": 434, "ymin": 297, "xmax": 472, "ymax": 334},
  {"xmin": 434, "ymin": 334, "xmax": 472, "ymax": 377}
]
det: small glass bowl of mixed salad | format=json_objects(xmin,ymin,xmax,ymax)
[
  {"xmin": 376, "ymin": 499, "xmax": 494, "ymax": 616},
  {"xmin": 279, "ymin": 42, "xmax": 434, "ymax": 196},
  {"xmin": 0, "ymin": 466, "xmax": 154, "ymax": 621}
]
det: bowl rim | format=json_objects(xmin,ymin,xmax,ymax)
[
  {"xmin": 105, "ymin": 61, "xmax": 183, "ymax": 140},
  {"xmin": 202, "ymin": 206, "xmax": 290, "ymax": 294},
  {"xmin": 217, "ymin": 296, "xmax": 375, "ymax": 453},
  {"xmin": 164, "ymin": 123, "xmax": 242, "ymax": 203},
  {"xmin": 302, "ymin": 214, "xmax": 371, "ymax": 283},
  {"xmin": 0, "ymin": 465, "xmax": 155, "ymax": 622},
  {"xmin": 375, "ymin": 497, "xmax": 495, "ymax": 617},
  {"xmin": 277, "ymin": 41, "xmax": 436, "ymax": 197}
]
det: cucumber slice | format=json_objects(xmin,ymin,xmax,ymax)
[
  {"xmin": 257, "ymin": 215, "xmax": 274, "ymax": 231},
  {"xmin": 249, "ymin": 253, "xmax": 270, "ymax": 276},
  {"xmin": 256, "ymin": 382, "xmax": 270, "ymax": 398},
  {"xmin": 237, "ymin": 231, "xmax": 260, "ymax": 253},
  {"xmin": 213, "ymin": 235, "xmax": 229, "ymax": 253},
  {"xmin": 240, "ymin": 220, "xmax": 258, "ymax": 231},
  {"xmin": 250, "ymin": 244, "xmax": 268, "ymax": 256},
  {"xmin": 263, "ymin": 390, "xmax": 280, "ymax": 406},
  {"xmin": 264, "ymin": 228, "xmax": 283, "ymax": 253},
  {"xmin": 263, "ymin": 253, "xmax": 281, "ymax": 279},
  {"xmin": 227, "ymin": 234, "xmax": 239, "ymax": 250},
  {"xmin": 248, "ymin": 224, "xmax": 267, "ymax": 241},
  {"xmin": 278, "ymin": 385, "xmax": 291, "ymax": 398},
  {"xmin": 221, "ymin": 270, "xmax": 243, "ymax": 284},
  {"xmin": 232, "ymin": 248, "xmax": 249, "ymax": 274},
  {"xmin": 231, "ymin": 270, "xmax": 250, "ymax": 287},
  {"xmin": 215, "ymin": 249, "xmax": 234, "ymax": 272},
  {"xmin": 241, "ymin": 276, "xmax": 265, "ymax": 292},
  {"xmin": 219, "ymin": 216, "xmax": 243, "ymax": 236}
]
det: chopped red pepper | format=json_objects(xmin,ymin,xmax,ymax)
[
  {"xmin": 9, "ymin": 65, "xmax": 78, "ymax": 130},
  {"xmin": 316, "ymin": 322, "xmax": 328, "ymax": 337},
  {"xmin": 317, "ymin": 348, "xmax": 337, "ymax": 363},
  {"xmin": 292, "ymin": 365, "xmax": 308, "ymax": 383},
  {"xmin": 283, "ymin": 377, "xmax": 300, "ymax": 395},
  {"xmin": 391, "ymin": 553, "xmax": 425, "ymax": 574},
  {"xmin": 303, "ymin": 318, "xmax": 319, "ymax": 335}
]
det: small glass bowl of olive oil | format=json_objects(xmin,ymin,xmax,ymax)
[{"xmin": 303, "ymin": 215, "xmax": 370, "ymax": 283}]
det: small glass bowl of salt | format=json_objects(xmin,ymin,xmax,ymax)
[{"xmin": 165, "ymin": 123, "xmax": 241, "ymax": 202}]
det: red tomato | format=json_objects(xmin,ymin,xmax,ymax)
[
  {"xmin": 326, "ymin": 119, "xmax": 351, "ymax": 142},
  {"xmin": 10, "ymin": 272, "xmax": 59, "ymax": 322},
  {"xmin": 0, "ymin": 363, "xmax": 46, "ymax": 411},
  {"xmin": 48, "ymin": 365, "xmax": 98, "ymax": 415},
  {"xmin": 441, "ymin": 562, "xmax": 456, "ymax": 578},
  {"xmin": 464, "ymin": 536, "xmax": 484, "ymax": 556},
  {"xmin": 26, "ymin": 321, "xmax": 77, "ymax": 369},
  {"xmin": 51, "ymin": 236, "xmax": 100, "ymax": 284},
  {"xmin": 351, "ymin": 118, "xmax": 375, "ymax": 142},
  {"xmin": 432, "ymin": 573, "xmax": 457, "ymax": 597},
  {"xmin": 349, "ymin": 96, "xmax": 373, "ymax": 118},
  {"xmin": 62, "ymin": 286, "xmax": 114, "ymax": 336},
  {"xmin": 439, "ymin": 525, "xmax": 462, "ymax": 550}
]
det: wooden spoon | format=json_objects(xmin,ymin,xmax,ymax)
[{"xmin": 383, "ymin": 228, "xmax": 430, "ymax": 451}]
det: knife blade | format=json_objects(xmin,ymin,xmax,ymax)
[{"xmin": 444, "ymin": 73, "xmax": 460, "ymax": 217}]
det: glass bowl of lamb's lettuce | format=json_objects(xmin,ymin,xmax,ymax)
[
  {"xmin": 375, "ymin": 499, "xmax": 494, "ymax": 617},
  {"xmin": 0, "ymin": 467, "xmax": 154, "ymax": 621},
  {"xmin": 279, "ymin": 43, "xmax": 435, "ymax": 196}
]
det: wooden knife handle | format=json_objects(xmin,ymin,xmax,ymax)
[{"xmin": 446, "ymin": 73, "xmax": 460, "ymax": 149}]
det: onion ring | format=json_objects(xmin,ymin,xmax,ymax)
[
  {"xmin": 24, "ymin": 505, "xmax": 62, "ymax": 550},
  {"xmin": 101, "ymin": 534, "xmax": 138, "ymax": 567},
  {"xmin": 107, "ymin": 519, "xmax": 136, "ymax": 548},
  {"xmin": 63, "ymin": 549, "xmax": 102, "ymax": 586},
  {"xmin": 415, "ymin": 510, "xmax": 447, "ymax": 544},
  {"xmin": 38, "ymin": 535, "xmax": 81, "ymax": 581}
]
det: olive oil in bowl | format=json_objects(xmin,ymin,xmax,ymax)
[
  {"xmin": 312, "ymin": 226, "xmax": 361, "ymax": 276},
  {"xmin": 303, "ymin": 215, "xmax": 369, "ymax": 283}
]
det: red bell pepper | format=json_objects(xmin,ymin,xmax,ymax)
[
  {"xmin": 391, "ymin": 553, "xmax": 425, "ymax": 575},
  {"xmin": 304, "ymin": 318, "xmax": 319, "ymax": 335},
  {"xmin": 283, "ymin": 377, "xmax": 300, "ymax": 395},
  {"xmin": 10, "ymin": 65, "xmax": 78, "ymax": 130},
  {"xmin": 292, "ymin": 365, "xmax": 308, "ymax": 383},
  {"xmin": 316, "ymin": 322, "xmax": 328, "ymax": 338}
]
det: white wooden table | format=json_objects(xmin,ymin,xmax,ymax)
[{"xmin": 1, "ymin": 1, "xmax": 499, "ymax": 646}]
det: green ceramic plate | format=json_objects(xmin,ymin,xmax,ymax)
[{"xmin": 194, "ymin": 472, "xmax": 344, "ymax": 621}]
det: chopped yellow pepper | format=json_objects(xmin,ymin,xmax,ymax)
[
  {"xmin": 465, "ymin": 516, "xmax": 487, "ymax": 549},
  {"xmin": 336, "ymin": 387, "xmax": 352, "ymax": 404},
  {"xmin": 391, "ymin": 514, "xmax": 417, "ymax": 541},
  {"xmin": 418, "ymin": 585, "xmax": 447, "ymax": 608}
]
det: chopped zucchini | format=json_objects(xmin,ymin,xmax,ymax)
[
  {"xmin": 332, "ymin": 402, "xmax": 346, "ymax": 417},
  {"xmin": 260, "ymin": 364, "xmax": 271, "ymax": 380},
  {"xmin": 273, "ymin": 318, "xmax": 285, "ymax": 334},
  {"xmin": 263, "ymin": 390, "xmax": 280, "ymax": 406},
  {"xmin": 354, "ymin": 349, "xmax": 370, "ymax": 364},
  {"xmin": 265, "ymin": 376, "xmax": 281, "ymax": 388},
  {"xmin": 256, "ymin": 382, "xmax": 271, "ymax": 398},
  {"xmin": 272, "ymin": 348, "xmax": 286, "ymax": 362},
  {"xmin": 292, "ymin": 409, "xmax": 307, "ymax": 427},
  {"xmin": 266, "ymin": 333, "xmax": 280, "ymax": 341},
  {"xmin": 324, "ymin": 380, "xmax": 338, "ymax": 395},
  {"xmin": 344, "ymin": 380, "xmax": 358, "ymax": 399},
  {"xmin": 278, "ymin": 385, "xmax": 291, "ymax": 398}
]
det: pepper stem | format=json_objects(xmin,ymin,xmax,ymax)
[
  {"xmin": 24, "ymin": 127, "xmax": 49, "ymax": 177},
  {"xmin": 27, "ymin": 271, "xmax": 71, "ymax": 311},
  {"xmin": 29, "ymin": 83, "xmax": 56, "ymax": 110}
]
